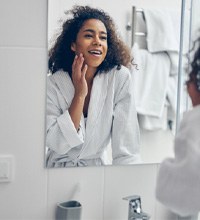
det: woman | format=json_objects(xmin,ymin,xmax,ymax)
[
  {"xmin": 46, "ymin": 5, "xmax": 141, "ymax": 167},
  {"xmin": 156, "ymin": 36, "xmax": 200, "ymax": 216}
]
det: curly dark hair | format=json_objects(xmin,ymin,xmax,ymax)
[
  {"xmin": 48, "ymin": 5, "xmax": 132, "ymax": 76},
  {"xmin": 187, "ymin": 35, "xmax": 200, "ymax": 91}
]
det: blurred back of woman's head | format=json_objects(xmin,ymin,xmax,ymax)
[{"xmin": 186, "ymin": 35, "xmax": 200, "ymax": 106}]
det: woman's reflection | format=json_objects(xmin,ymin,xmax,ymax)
[{"xmin": 46, "ymin": 5, "xmax": 141, "ymax": 168}]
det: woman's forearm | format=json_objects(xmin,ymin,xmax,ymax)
[{"xmin": 68, "ymin": 94, "xmax": 85, "ymax": 130}]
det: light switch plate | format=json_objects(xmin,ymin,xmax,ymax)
[{"xmin": 0, "ymin": 155, "xmax": 14, "ymax": 183}]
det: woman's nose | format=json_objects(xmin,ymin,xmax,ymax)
[{"xmin": 92, "ymin": 37, "xmax": 101, "ymax": 46}]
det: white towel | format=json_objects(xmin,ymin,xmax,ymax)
[
  {"xmin": 138, "ymin": 106, "xmax": 168, "ymax": 130},
  {"xmin": 131, "ymin": 43, "xmax": 170, "ymax": 118},
  {"xmin": 167, "ymin": 52, "xmax": 179, "ymax": 75},
  {"xmin": 144, "ymin": 9, "xmax": 181, "ymax": 52},
  {"xmin": 167, "ymin": 75, "xmax": 178, "ymax": 114},
  {"xmin": 144, "ymin": 8, "xmax": 190, "ymax": 53}
]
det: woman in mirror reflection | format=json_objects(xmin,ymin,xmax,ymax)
[
  {"xmin": 156, "ymin": 35, "xmax": 200, "ymax": 217},
  {"xmin": 46, "ymin": 5, "xmax": 141, "ymax": 167}
]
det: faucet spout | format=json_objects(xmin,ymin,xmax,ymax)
[{"xmin": 130, "ymin": 211, "xmax": 150, "ymax": 220}]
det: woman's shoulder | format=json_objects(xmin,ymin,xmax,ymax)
[
  {"xmin": 182, "ymin": 105, "xmax": 200, "ymax": 123},
  {"xmin": 178, "ymin": 105, "xmax": 200, "ymax": 140},
  {"xmin": 112, "ymin": 65, "xmax": 130, "ymax": 73},
  {"xmin": 47, "ymin": 70, "xmax": 71, "ymax": 85},
  {"xmin": 110, "ymin": 65, "xmax": 131, "ymax": 81},
  {"xmin": 105, "ymin": 65, "xmax": 133, "ymax": 94}
]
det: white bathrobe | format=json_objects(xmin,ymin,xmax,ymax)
[
  {"xmin": 46, "ymin": 65, "xmax": 141, "ymax": 167},
  {"xmin": 156, "ymin": 105, "xmax": 200, "ymax": 216}
]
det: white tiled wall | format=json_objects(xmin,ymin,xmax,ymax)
[{"xmin": 0, "ymin": 0, "xmax": 191, "ymax": 220}]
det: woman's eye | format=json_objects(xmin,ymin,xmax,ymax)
[
  {"xmin": 85, "ymin": 34, "xmax": 92, "ymax": 38},
  {"xmin": 100, "ymin": 36, "xmax": 107, "ymax": 40}
]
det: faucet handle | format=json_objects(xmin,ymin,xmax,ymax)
[{"xmin": 123, "ymin": 195, "xmax": 142, "ymax": 214}]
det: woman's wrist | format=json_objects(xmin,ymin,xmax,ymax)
[{"xmin": 74, "ymin": 93, "xmax": 86, "ymax": 101}]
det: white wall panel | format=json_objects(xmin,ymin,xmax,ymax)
[{"xmin": 0, "ymin": 0, "xmax": 47, "ymax": 47}]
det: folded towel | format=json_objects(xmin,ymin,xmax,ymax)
[
  {"xmin": 167, "ymin": 52, "xmax": 179, "ymax": 75},
  {"xmin": 144, "ymin": 9, "xmax": 181, "ymax": 52},
  {"xmin": 138, "ymin": 106, "xmax": 168, "ymax": 130}
]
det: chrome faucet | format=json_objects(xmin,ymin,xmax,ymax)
[{"xmin": 123, "ymin": 195, "xmax": 150, "ymax": 220}]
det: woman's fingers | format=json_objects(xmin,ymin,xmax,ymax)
[
  {"xmin": 72, "ymin": 54, "xmax": 78, "ymax": 73},
  {"xmin": 72, "ymin": 53, "xmax": 85, "ymax": 79},
  {"xmin": 81, "ymin": 64, "xmax": 88, "ymax": 79},
  {"xmin": 77, "ymin": 53, "xmax": 84, "ymax": 73},
  {"xmin": 71, "ymin": 53, "xmax": 88, "ymax": 97}
]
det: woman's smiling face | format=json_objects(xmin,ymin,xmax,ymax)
[{"xmin": 71, "ymin": 19, "xmax": 108, "ymax": 71}]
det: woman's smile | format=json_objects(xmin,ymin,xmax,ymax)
[{"xmin": 88, "ymin": 49, "xmax": 103, "ymax": 56}]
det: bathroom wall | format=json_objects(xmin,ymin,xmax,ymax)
[
  {"xmin": 48, "ymin": 0, "xmax": 183, "ymax": 46},
  {"xmin": 0, "ymin": 0, "xmax": 191, "ymax": 220}
]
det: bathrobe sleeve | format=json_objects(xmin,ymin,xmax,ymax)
[
  {"xmin": 156, "ymin": 106, "xmax": 200, "ymax": 216},
  {"xmin": 111, "ymin": 67, "xmax": 141, "ymax": 165},
  {"xmin": 46, "ymin": 75, "xmax": 84, "ymax": 154}
]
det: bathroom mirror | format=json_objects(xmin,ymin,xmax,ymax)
[{"xmin": 45, "ymin": 0, "xmax": 191, "ymax": 168}]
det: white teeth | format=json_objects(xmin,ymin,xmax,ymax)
[{"xmin": 89, "ymin": 50, "xmax": 102, "ymax": 55}]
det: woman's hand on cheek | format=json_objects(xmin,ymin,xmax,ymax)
[{"xmin": 72, "ymin": 53, "xmax": 88, "ymax": 98}]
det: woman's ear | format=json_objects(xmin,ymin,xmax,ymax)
[{"xmin": 71, "ymin": 42, "xmax": 76, "ymax": 52}]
